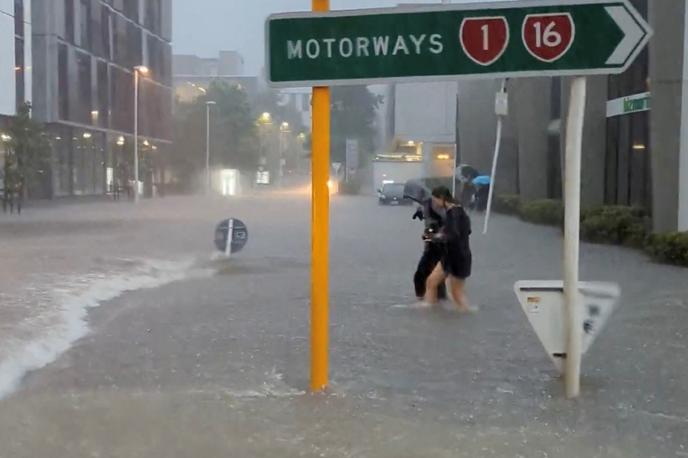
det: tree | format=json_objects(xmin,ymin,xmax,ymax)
[
  {"xmin": 330, "ymin": 86, "xmax": 383, "ymax": 165},
  {"xmin": 169, "ymin": 81, "xmax": 259, "ymax": 190},
  {"xmin": 2, "ymin": 103, "xmax": 50, "ymax": 212}
]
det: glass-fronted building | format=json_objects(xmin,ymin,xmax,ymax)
[
  {"xmin": 0, "ymin": 0, "xmax": 33, "ymax": 193},
  {"xmin": 32, "ymin": 0, "xmax": 172, "ymax": 197}
]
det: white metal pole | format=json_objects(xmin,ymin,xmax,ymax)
[
  {"xmin": 133, "ymin": 70, "xmax": 139, "ymax": 204},
  {"xmin": 206, "ymin": 103, "xmax": 211, "ymax": 194},
  {"xmin": 442, "ymin": 0, "xmax": 456, "ymax": 197},
  {"xmin": 225, "ymin": 218, "xmax": 234, "ymax": 258},
  {"xmin": 483, "ymin": 119, "xmax": 503, "ymax": 234},
  {"xmin": 279, "ymin": 131, "xmax": 284, "ymax": 186},
  {"xmin": 564, "ymin": 76, "xmax": 587, "ymax": 399},
  {"xmin": 483, "ymin": 79, "xmax": 508, "ymax": 234}
]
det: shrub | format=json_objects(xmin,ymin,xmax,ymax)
[
  {"xmin": 493, "ymin": 194, "xmax": 521, "ymax": 215},
  {"xmin": 645, "ymin": 232, "xmax": 688, "ymax": 267},
  {"xmin": 580, "ymin": 206, "xmax": 648, "ymax": 247},
  {"xmin": 519, "ymin": 199, "xmax": 564, "ymax": 226}
]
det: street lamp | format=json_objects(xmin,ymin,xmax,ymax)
[
  {"xmin": 256, "ymin": 112, "xmax": 273, "ymax": 178},
  {"xmin": 279, "ymin": 122, "xmax": 291, "ymax": 184},
  {"xmin": 133, "ymin": 65, "xmax": 149, "ymax": 203},
  {"xmin": 205, "ymin": 100, "xmax": 217, "ymax": 194},
  {"xmin": 258, "ymin": 112, "xmax": 272, "ymax": 125}
]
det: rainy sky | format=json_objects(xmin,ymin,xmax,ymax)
[{"xmin": 172, "ymin": 0, "xmax": 506, "ymax": 74}]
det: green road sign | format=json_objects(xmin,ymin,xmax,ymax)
[{"xmin": 266, "ymin": 0, "xmax": 652, "ymax": 87}]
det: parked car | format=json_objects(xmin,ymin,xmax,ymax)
[{"xmin": 378, "ymin": 182, "xmax": 410, "ymax": 205}]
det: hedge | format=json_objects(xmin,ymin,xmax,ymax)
[
  {"xmin": 580, "ymin": 206, "xmax": 648, "ymax": 248},
  {"xmin": 645, "ymin": 232, "xmax": 688, "ymax": 267},
  {"xmin": 518, "ymin": 199, "xmax": 564, "ymax": 226},
  {"xmin": 492, "ymin": 194, "xmax": 687, "ymax": 268},
  {"xmin": 493, "ymin": 194, "xmax": 521, "ymax": 215}
]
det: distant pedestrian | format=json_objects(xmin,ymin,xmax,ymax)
[{"xmin": 424, "ymin": 186, "xmax": 475, "ymax": 312}]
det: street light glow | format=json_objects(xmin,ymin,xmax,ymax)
[
  {"xmin": 116, "ymin": 136, "xmax": 125, "ymax": 146},
  {"xmin": 259, "ymin": 112, "xmax": 272, "ymax": 124},
  {"xmin": 206, "ymin": 100, "xmax": 217, "ymax": 106},
  {"xmin": 1, "ymin": 134, "xmax": 11, "ymax": 142},
  {"xmin": 83, "ymin": 132, "xmax": 92, "ymax": 139},
  {"xmin": 134, "ymin": 65, "xmax": 149, "ymax": 75}
]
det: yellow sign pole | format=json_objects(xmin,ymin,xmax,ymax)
[{"xmin": 310, "ymin": 0, "xmax": 330, "ymax": 393}]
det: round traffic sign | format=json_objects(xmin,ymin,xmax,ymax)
[
  {"xmin": 214, "ymin": 218, "xmax": 249, "ymax": 254},
  {"xmin": 522, "ymin": 13, "xmax": 575, "ymax": 63},
  {"xmin": 460, "ymin": 16, "xmax": 510, "ymax": 66}
]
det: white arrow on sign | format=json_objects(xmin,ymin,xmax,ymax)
[
  {"xmin": 514, "ymin": 280, "xmax": 621, "ymax": 373},
  {"xmin": 605, "ymin": 6, "xmax": 648, "ymax": 66}
]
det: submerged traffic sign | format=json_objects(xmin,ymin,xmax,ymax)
[
  {"xmin": 514, "ymin": 281, "xmax": 620, "ymax": 373},
  {"xmin": 266, "ymin": 0, "xmax": 651, "ymax": 87}
]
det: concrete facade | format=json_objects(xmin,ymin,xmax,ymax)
[
  {"xmin": 30, "ymin": 0, "xmax": 174, "ymax": 198},
  {"xmin": 511, "ymin": 78, "xmax": 552, "ymax": 201},
  {"xmin": 173, "ymin": 51, "xmax": 257, "ymax": 103},
  {"xmin": 392, "ymin": 81, "xmax": 458, "ymax": 179},
  {"xmin": 649, "ymin": 0, "xmax": 688, "ymax": 231},
  {"xmin": 560, "ymin": 76, "xmax": 608, "ymax": 209},
  {"xmin": 0, "ymin": 0, "xmax": 32, "ymax": 117},
  {"xmin": 457, "ymin": 79, "xmax": 518, "ymax": 194}
]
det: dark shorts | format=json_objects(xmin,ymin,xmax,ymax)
[{"xmin": 441, "ymin": 246, "xmax": 472, "ymax": 280}]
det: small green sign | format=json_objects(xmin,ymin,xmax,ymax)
[{"xmin": 267, "ymin": 0, "xmax": 651, "ymax": 87}]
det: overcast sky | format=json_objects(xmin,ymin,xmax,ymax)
[{"xmin": 172, "ymin": 0, "xmax": 501, "ymax": 75}]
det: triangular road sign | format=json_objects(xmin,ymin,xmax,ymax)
[{"xmin": 514, "ymin": 281, "xmax": 620, "ymax": 373}]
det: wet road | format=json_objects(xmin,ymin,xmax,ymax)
[{"xmin": 0, "ymin": 193, "xmax": 686, "ymax": 457}]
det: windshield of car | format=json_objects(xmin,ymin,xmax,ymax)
[{"xmin": 382, "ymin": 183, "xmax": 405, "ymax": 196}]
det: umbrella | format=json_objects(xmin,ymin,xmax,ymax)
[
  {"xmin": 472, "ymin": 175, "xmax": 491, "ymax": 186},
  {"xmin": 403, "ymin": 180, "xmax": 428, "ymax": 203}
]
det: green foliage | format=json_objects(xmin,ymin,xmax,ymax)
[
  {"xmin": 330, "ymin": 86, "xmax": 383, "ymax": 165},
  {"xmin": 170, "ymin": 81, "xmax": 259, "ymax": 185},
  {"xmin": 519, "ymin": 199, "xmax": 564, "ymax": 226},
  {"xmin": 2, "ymin": 103, "xmax": 51, "ymax": 199},
  {"xmin": 645, "ymin": 232, "xmax": 688, "ymax": 267},
  {"xmin": 493, "ymin": 194, "xmax": 521, "ymax": 215},
  {"xmin": 580, "ymin": 206, "xmax": 648, "ymax": 247},
  {"xmin": 491, "ymin": 194, "xmax": 686, "ymax": 268}
]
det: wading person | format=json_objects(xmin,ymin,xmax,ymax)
[
  {"xmin": 412, "ymin": 196, "xmax": 447, "ymax": 300},
  {"xmin": 424, "ymin": 186, "xmax": 474, "ymax": 312}
]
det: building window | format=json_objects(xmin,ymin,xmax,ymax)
[
  {"xmin": 605, "ymin": 112, "xmax": 651, "ymax": 209},
  {"xmin": 58, "ymin": 44, "xmax": 69, "ymax": 119},
  {"xmin": 65, "ymin": 0, "xmax": 75, "ymax": 44},
  {"xmin": 79, "ymin": 0, "xmax": 91, "ymax": 51},
  {"xmin": 145, "ymin": 0, "xmax": 161, "ymax": 35},
  {"xmin": 123, "ymin": 0, "xmax": 139, "ymax": 23},
  {"xmin": 101, "ymin": 6, "xmax": 111, "ymax": 59},
  {"xmin": 97, "ymin": 60, "xmax": 109, "ymax": 127},
  {"xmin": 127, "ymin": 21, "xmax": 142, "ymax": 68},
  {"xmin": 76, "ymin": 51, "xmax": 92, "ymax": 124},
  {"xmin": 15, "ymin": 37, "xmax": 25, "ymax": 109},
  {"xmin": 14, "ymin": 0, "xmax": 24, "ymax": 38}
]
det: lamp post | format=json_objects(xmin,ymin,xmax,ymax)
[
  {"xmin": 133, "ymin": 65, "xmax": 149, "ymax": 203},
  {"xmin": 257, "ymin": 112, "xmax": 273, "ymax": 183},
  {"xmin": 279, "ymin": 121, "xmax": 290, "ymax": 185},
  {"xmin": 205, "ymin": 100, "xmax": 216, "ymax": 194}
]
